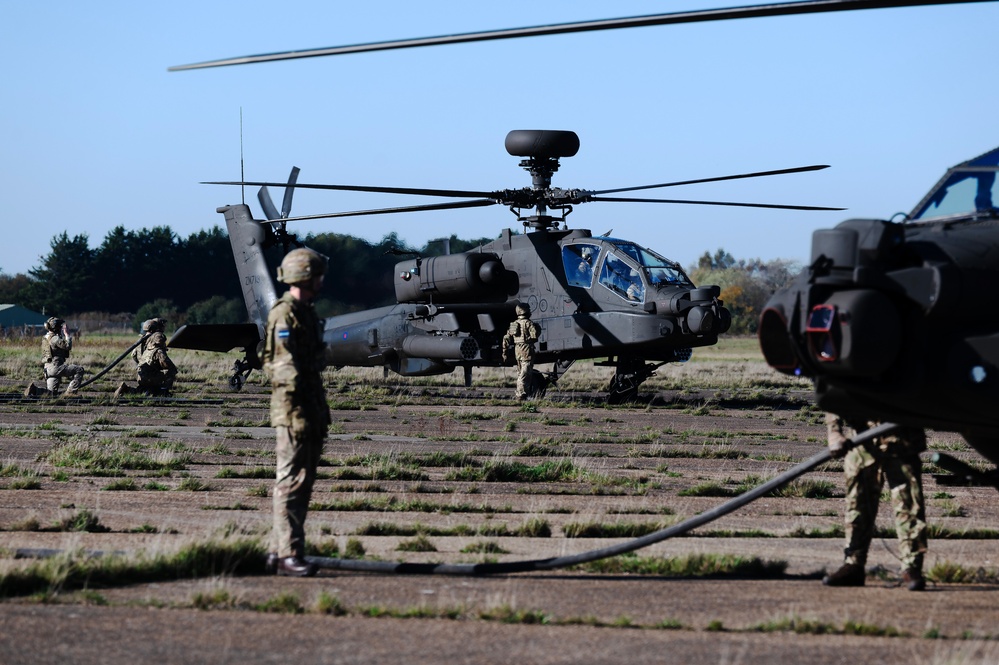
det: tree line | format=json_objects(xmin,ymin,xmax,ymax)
[
  {"xmin": 0, "ymin": 226, "xmax": 799, "ymax": 334},
  {"xmin": 687, "ymin": 248, "xmax": 801, "ymax": 335},
  {"xmin": 0, "ymin": 226, "xmax": 494, "ymax": 328}
]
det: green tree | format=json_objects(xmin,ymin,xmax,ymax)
[
  {"xmin": 186, "ymin": 296, "xmax": 245, "ymax": 325},
  {"xmin": 93, "ymin": 226, "xmax": 182, "ymax": 313},
  {"xmin": 689, "ymin": 250, "xmax": 802, "ymax": 335},
  {"xmin": 0, "ymin": 272, "xmax": 35, "ymax": 306},
  {"xmin": 173, "ymin": 227, "xmax": 241, "ymax": 308},
  {"xmin": 422, "ymin": 234, "xmax": 497, "ymax": 255},
  {"xmin": 697, "ymin": 248, "xmax": 738, "ymax": 271},
  {"xmin": 134, "ymin": 299, "xmax": 179, "ymax": 332},
  {"xmin": 23, "ymin": 232, "xmax": 97, "ymax": 314}
]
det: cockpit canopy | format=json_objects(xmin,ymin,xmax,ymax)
[
  {"xmin": 561, "ymin": 239, "xmax": 692, "ymax": 302},
  {"xmin": 910, "ymin": 146, "xmax": 999, "ymax": 222}
]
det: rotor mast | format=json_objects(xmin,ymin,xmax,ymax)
[{"xmin": 504, "ymin": 130, "xmax": 581, "ymax": 231}]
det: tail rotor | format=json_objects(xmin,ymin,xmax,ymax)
[{"xmin": 258, "ymin": 166, "xmax": 302, "ymax": 252}]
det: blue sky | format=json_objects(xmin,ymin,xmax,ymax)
[{"xmin": 3, "ymin": 1, "xmax": 997, "ymax": 280}]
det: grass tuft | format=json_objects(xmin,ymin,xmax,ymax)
[{"xmin": 0, "ymin": 539, "xmax": 266, "ymax": 598}]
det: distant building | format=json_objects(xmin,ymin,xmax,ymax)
[{"xmin": 0, "ymin": 304, "xmax": 48, "ymax": 334}]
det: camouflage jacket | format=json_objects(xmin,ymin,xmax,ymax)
[
  {"xmin": 42, "ymin": 332, "xmax": 72, "ymax": 366},
  {"xmin": 504, "ymin": 316, "xmax": 540, "ymax": 361},
  {"xmin": 132, "ymin": 333, "xmax": 177, "ymax": 373},
  {"xmin": 263, "ymin": 292, "xmax": 330, "ymax": 433}
]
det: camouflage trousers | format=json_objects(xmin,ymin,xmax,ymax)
[
  {"xmin": 137, "ymin": 365, "xmax": 177, "ymax": 391},
  {"xmin": 515, "ymin": 357, "xmax": 534, "ymax": 400},
  {"xmin": 272, "ymin": 425, "xmax": 325, "ymax": 558},
  {"xmin": 842, "ymin": 445, "xmax": 927, "ymax": 571},
  {"xmin": 44, "ymin": 361, "xmax": 84, "ymax": 393}
]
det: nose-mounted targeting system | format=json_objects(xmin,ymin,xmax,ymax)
[{"xmin": 759, "ymin": 146, "xmax": 999, "ymax": 450}]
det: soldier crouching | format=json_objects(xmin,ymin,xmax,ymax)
[
  {"xmin": 27, "ymin": 317, "xmax": 85, "ymax": 397},
  {"xmin": 115, "ymin": 318, "xmax": 178, "ymax": 399}
]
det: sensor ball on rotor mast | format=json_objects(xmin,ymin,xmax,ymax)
[
  {"xmin": 504, "ymin": 130, "xmax": 581, "ymax": 227},
  {"xmin": 504, "ymin": 129, "xmax": 580, "ymax": 189}
]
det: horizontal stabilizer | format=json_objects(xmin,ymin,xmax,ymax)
[{"xmin": 168, "ymin": 323, "xmax": 261, "ymax": 354}]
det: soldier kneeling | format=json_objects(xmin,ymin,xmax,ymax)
[
  {"xmin": 25, "ymin": 317, "xmax": 85, "ymax": 397},
  {"xmin": 114, "ymin": 318, "xmax": 178, "ymax": 399}
]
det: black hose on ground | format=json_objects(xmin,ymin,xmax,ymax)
[
  {"xmin": 77, "ymin": 333, "xmax": 149, "ymax": 389},
  {"xmin": 304, "ymin": 422, "xmax": 901, "ymax": 576},
  {"xmin": 13, "ymin": 423, "xmax": 901, "ymax": 572}
]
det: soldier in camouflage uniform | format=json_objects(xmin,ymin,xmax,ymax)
[
  {"xmin": 823, "ymin": 413, "xmax": 928, "ymax": 591},
  {"xmin": 262, "ymin": 248, "xmax": 331, "ymax": 577},
  {"xmin": 503, "ymin": 303, "xmax": 540, "ymax": 401},
  {"xmin": 115, "ymin": 318, "xmax": 178, "ymax": 398},
  {"xmin": 38, "ymin": 317, "xmax": 84, "ymax": 396}
]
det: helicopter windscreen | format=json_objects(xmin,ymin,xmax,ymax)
[
  {"xmin": 562, "ymin": 243, "xmax": 601, "ymax": 288},
  {"xmin": 608, "ymin": 241, "xmax": 692, "ymax": 287},
  {"xmin": 910, "ymin": 147, "xmax": 999, "ymax": 222},
  {"xmin": 911, "ymin": 170, "xmax": 999, "ymax": 221}
]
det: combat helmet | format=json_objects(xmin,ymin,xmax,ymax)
[
  {"xmin": 45, "ymin": 317, "xmax": 65, "ymax": 332},
  {"xmin": 277, "ymin": 248, "xmax": 328, "ymax": 285},
  {"xmin": 141, "ymin": 318, "xmax": 166, "ymax": 334},
  {"xmin": 515, "ymin": 303, "xmax": 531, "ymax": 318}
]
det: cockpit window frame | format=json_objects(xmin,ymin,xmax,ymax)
[
  {"xmin": 598, "ymin": 249, "xmax": 646, "ymax": 303},
  {"xmin": 909, "ymin": 145, "xmax": 999, "ymax": 222},
  {"xmin": 910, "ymin": 167, "xmax": 999, "ymax": 221},
  {"xmin": 562, "ymin": 242, "xmax": 602, "ymax": 288},
  {"xmin": 607, "ymin": 240, "xmax": 693, "ymax": 288}
]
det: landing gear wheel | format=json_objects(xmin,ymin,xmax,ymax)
[
  {"xmin": 525, "ymin": 369, "xmax": 549, "ymax": 399},
  {"xmin": 607, "ymin": 373, "xmax": 639, "ymax": 404},
  {"xmin": 229, "ymin": 358, "xmax": 253, "ymax": 392},
  {"xmin": 607, "ymin": 357, "xmax": 646, "ymax": 404}
]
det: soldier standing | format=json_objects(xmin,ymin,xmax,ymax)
[
  {"xmin": 263, "ymin": 248, "xmax": 331, "ymax": 577},
  {"xmin": 503, "ymin": 303, "xmax": 540, "ymax": 401},
  {"xmin": 823, "ymin": 413, "xmax": 928, "ymax": 591},
  {"xmin": 39, "ymin": 317, "xmax": 84, "ymax": 396}
]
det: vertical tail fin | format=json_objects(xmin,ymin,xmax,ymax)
[{"xmin": 219, "ymin": 203, "xmax": 278, "ymax": 337}]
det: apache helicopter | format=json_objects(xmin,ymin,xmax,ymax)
[
  {"xmin": 169, "ymin": 129, "xmax": 843, "ymax": 400},
  {"xmin": 168, "ymin": 0, "xmax": 999, "ymax": 425},
  {"xmin": 759, "ymin": 146, "xmax": 999, "ymax": 469}
]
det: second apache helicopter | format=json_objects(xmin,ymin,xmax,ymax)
[
  {"xmin": 170, "ymin": 129, "xmax": 838, "ymax": 400},
  {"xmin": 760, "ymin": 145, "xmax": 999, "ymax": 471}
]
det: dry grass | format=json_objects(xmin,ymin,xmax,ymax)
[{"xmin": 1, "ymin": 334, "xmax": 806, "ymax": 395}]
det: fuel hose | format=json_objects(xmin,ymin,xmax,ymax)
[
  {"xmin": 304, "ymin": 422, "xmax": 901, "ymax": 575},
  {"xmin": 14, "ymin": 423, "xmax": 900, "ymax": 573},
  {"xmin": 77, "ymin": 333, "xmax": 150, "ymax": 389}
]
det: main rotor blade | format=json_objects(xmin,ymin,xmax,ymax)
[
  {"xmin": 258, "ymin": 199, "xmax": 497, "ymax": 225},
  {"xmin": 257, "ymin": 186, "xmax": 281, "ymax": 220},
  {"xmin": 204, "ymin": 180, "xmax": 495, "ymax": 199},
  {"xmin": 589, "ymin": 165, "xmax": 830, "ymax": 196},
  {"xmin": 589, "ymin": 196, "xmax": 845, "ymax": 211},
  {"xmin": 169, "ymin": 0, "xmax": 994, "ymax": 70},
  {"xmin": 281, "ymin": 166, "xmax": 301, "ymax": 218}
]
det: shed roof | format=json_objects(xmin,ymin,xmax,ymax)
[{"xmin": 0, "ymin": 304, "xmax": 48, "ymax": 327}]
